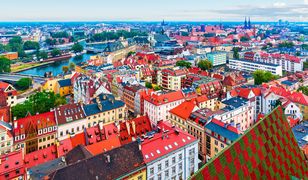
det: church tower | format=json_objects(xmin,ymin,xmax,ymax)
[
  {"xmin": 244, "ymin": 17, "xmax": 248, "ymax": 29},
  {"xmin": 248, "ymin": 17, "xmax": 251, "ymax": 29}
]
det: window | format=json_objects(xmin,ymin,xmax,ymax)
[
  {"xmin": 172, "ymin": 157, "xmax": 176, "ymax": 164},
  {"xmin": 179, "ymin": 153, "xmax": 182, "ymax": 161},
  {"xmin": 221, "ymin": 143, "xmax": 224, "ymax": 148},
  {"xmin": 178, "ymin": 163, "xmax": 183, "ymax": 171},
  {"xmin": 158, "ymin": 163, "xmax": 162, "ymax": 171},
  {"xmin": 158, "ymin": 173, "xmax": 162, "ymax": 180},
  {"xmin": 215, "ymin": 140, "xmax": 218, "ymax": 145},
  {"xmin": 150, "ymin": 167, "xmax": 154, "ymax": 175},
  {"xmin": 165, "ymin": 160, "xmax": 169, "ymax": 167},
  {"xmin": 172, "ymin": 166, "xmax": 176, "ymax": 174},
  {"xmin": 165, "ymin": 170, "xmax": 169, "ymax": 177}
]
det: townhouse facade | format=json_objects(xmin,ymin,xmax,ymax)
[
  {"xmin": 141, "ymin": 121, "xmax": 199, "ymax": 180},
  {"xmin": 144, "ymin": 91, "xmax": 185, "ymax": 124}
]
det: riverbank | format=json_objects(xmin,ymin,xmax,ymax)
[
  {"xmin": 11, "ymin": 61, "xmax": 54, "ymax": 73},
  {"xmin": 18, "ymin": 53, "xmax": 92, "ymax": 77},
  {"xmin": 11, "ymin": 54, "xmax": 73, "ymax": 73}
]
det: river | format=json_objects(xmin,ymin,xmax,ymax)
[{"xmin": 18, "ymin": 53, "xmax": 93, "ymax": 77}]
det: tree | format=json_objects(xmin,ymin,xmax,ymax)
[
  {"xmin": 154, "ymin": 85, "xmax": 162, "ymax": 91},
  {"xmin": 69, "ymin": 62, "xmax": 75, "ymax": 71},
  {"xmin": 297, "ymin": 86, "xmax": 308, "ymax": 96},
  {"xmin": 62, "ymin": 66, "xmax": 69, "ymax": 73},
  {"xmin": 51, "ymin": 48, "xmax": 61, "ymax": 57},
  {"xmin": 51, "ymin": 31, "xmax": 69, "ymax": 38},
  {"xmin": 232, "ymin": 39, "xmax": 238, "ymax": 44},
  {"xmin": 0, "ymin": 56, "xmax": 11, "ymax": 73},
  {"xmin": 240, "ymin": 36, "xmax": 250, "ymax": 42},
  {"xmin": 232, "ymin": 47, "xmax": 240, "ymax": 59},
  {"xmin": 23, "ymin": 41, "xmax": 40, "ymax": 51},
  {"xmin": 145, "ymin": 82, "xmax": 153, "ymax": 89},
  {"xmin": 304, "ymin": 61, "xmax": 308, "ymax": 70},
  {"xmin": 15, "ymin": 78, "xmax": 32, "ymax": 90},
  {"xmin": 176, "ymin": 60, "xmax": 192, "ymax": 68},
  {"xmin": 11, "ymin": 91, "xmax": 66, "ymax": 119},
  {"xmin": 253, "ymin": 70, "xmax": 278, "ymax": 85},
  {"xmin": 127, "ymin": 51, "xmax": 135, "ymax": 58},
  {"xmin": 278, "ymin": 41, "xmax": 294, "ymax": 48},
  {"xmin": 37, "ymin": 51, "xmax": 48, "ymax": 59},
  {"xmin": 9, "ymin": 36, "xmax": 22, "ymax": 45},
  {"xmin": 71, "ymin": 43, "xmax": 84, "ymax": 53},
  {"xmin": 302, "ymin": 44, "xmax": 308, "ymax": 50},
  {"xmin": 198, "ymin": 60, "xmax": 212, "ymax": 70}
]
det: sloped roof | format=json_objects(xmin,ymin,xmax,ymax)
[
  {"xmin": 205, "ymin": 119, "xmax": 240, "ymax": 141},
  {"xmin": 191, "ymin": 107, "xmax": 308, "ymax": 179},
  {"xmin": 169, "ymin": 100, "xmax": 197, "ymax": 120},
  {"xmin": 49, "ymin": 141, "xmax": 145, "ymax": 180},
  {"xmin": 58, "ymin": 79, "xmax": 71, "ymax": 87}
]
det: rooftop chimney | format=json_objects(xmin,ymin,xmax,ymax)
[{"xmin": 104, "ymin": 154, "xmax": 111, "ymax": 163}]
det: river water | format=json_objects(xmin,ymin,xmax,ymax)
[{"xmin": 18, "ymin": 53, "xmax": 93, "ymax": 77}]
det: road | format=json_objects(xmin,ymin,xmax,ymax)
[{"xmin": 0, "ymin": 74, "xmax": 46, "ymax": 84}]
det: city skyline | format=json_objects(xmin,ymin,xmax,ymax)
[{"xmin": 1, "ymin": 0, "xmax": 308, "ymax": 22}]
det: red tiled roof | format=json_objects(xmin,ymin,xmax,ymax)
[
  {"xmin": 85, "ymin": 136, "xmax": 121, "ymax": 156},
  {"xmin": 169, "ymin": 100, "xmax": 197, "ymax": 120},
  {"xmin": 24, "ymin": 145, "xmax": 57, "ymax": 169},
  {"xmin": 0, "ymin": 150, "xmax": 26, "ymax": 179},
  {"xmin": 141, "ymin": 121, "xmax": 197, "ymax": 163},
  {"xmin": 144, "ymin": 91, "xmax": 184, "ymax": 106},
  {"xmin": 288, "ymin": 92, "xmax": 308, "ymax": 106},
  {"xmin": 237, "ymin": 88, "xmax": 252, "ymax": 99},
  {"xmin": 55, "ymin": 103, "xmax": 85, "ymax": 125},
  {"xmin": 210, "ymin": 119, "xmax": 240, "ymax": 134},
  {"xmin": 14, "ymin": 112, "xmax": 56, "ymax": 138}
]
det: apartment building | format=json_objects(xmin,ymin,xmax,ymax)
[{"xmin": 228, "ymin": 59, "xmax": 283, "ymax": 76}]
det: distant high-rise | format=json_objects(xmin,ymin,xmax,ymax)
[{"xmin": 201, "ymin": 24, "xmax": 206, "ymax": 32}]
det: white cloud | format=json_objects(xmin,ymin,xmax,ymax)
[{"xmin": 273, "ymin": 2, "xmax": 286, "ymax": 7}]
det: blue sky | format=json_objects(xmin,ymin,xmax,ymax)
[{"xmin": 1, "ymin": 0, "xmax": 307, "ymax": 21}]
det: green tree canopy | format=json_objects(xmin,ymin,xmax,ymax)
[
  {"xmin": 51, "ymin": 31, "xmax": 69, "ymax": 38},
  {"xmin": 145, "ymin": 82, "xmax": 153, "ymax": 89},
  {"xmin": 62, "ymin": 66, "xmax": 69, "ymax": 73},
  {"xmin": 297, "ymin": 86, "xmax": 308, "ymax": 96},
  {"xmin": 51, "ymin": 48, "xmax": 61, "ymax": 57},
  {"xmin": 71, "ymin": 43, "xmax": 84, "ymax": 53},
  {"xmin": 15, "ymin": 78, "xmax": 32, "ymax": 90},
  {"xmin": 278, "ymin": 41, "xmax": 295, "ymax": 48},
  {"xmin": 69, "ymin": 62, "xmax": 75, "ymax": 71},
  {"xmin": 253, "ymin": 70, "xmax": 279, "ymax": 85},
  {"xmin": 0, "ymin": 56, "xmax": 11, "ymax": 73},
  {"xmin": 23, "ymin": 41, "xmax": 40, "ymax": 51},
  {"xmin": 198, "ymin": 60, "xmax": 213, "ymax": 70},
  {"xmin": 232, "ymin": 47, "xmax": 240, "ymax": 59},
  {"xmin": 37, "ymin": 51, "xmax": 48, "ymax": 59},
  {"xmin": 240, "ymin": 36, "xmax": 250, "ymax": 42},
  {"xmin": 176, "ymin": 60, "xmax": 192, "ymax": 68},
  {"xmin": 12, "ymin": 91, "xmax": 66, "ymax": 119}
]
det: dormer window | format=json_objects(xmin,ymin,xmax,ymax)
[{"xmin": 38, "ymin": 129, "xmax": 42, "ymax": 135}]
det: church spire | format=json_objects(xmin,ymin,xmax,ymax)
[
  {"xmin": 244, "ymin": 17, "xmax": 248, "ymax": 29},
  {"xmin": 248, "ymin": 17, "xmax": 251, "ymax": 29}
]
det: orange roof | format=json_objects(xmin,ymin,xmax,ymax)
[
  {"xmin": 70, "ymin": 133, "xmax": 86, "ymax": 147},
  {"xmin": 251, "ymin": 88, "xmax": 261, "ymax": 96},
  {"xmin": 85, "ymin": 136, "xmax": 121, "ymax": 156},
  {"xmin": 144, "ymin": 91, "xmax": 184, "ymax": 106},
  {"xmin": 288, "ymin": 92, "xmax": 308, "ymax": 106},
  {"xmin": 237, "ymin": 88, "xmax": 252, "ymax": 99},
  {"xmin": 169, "ymin": 100, "xmax": 197, "ymax": 120},
  {"xmin": 195, "ymin": 95, "xmax": 209, "ymax": 103},
  {"xmin": 0, "ymin": 81, "xmax": 9, "ymax": 89}
]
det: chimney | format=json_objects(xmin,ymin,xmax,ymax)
[
  {"xmin": 131, "ymin": 121, "xmax": 136, "ymax": 135},
  {"xmin": 104, "ymin": 154, "xmax": 110, "ymax": 163},
  {"xmin": 126, "ymin": 121, "xmax": 130, "ymax": 135},
  {"xmin": 98, "ymin": 103, "xmax": 103, "ymax": 111},
  {"xmin": 14, "ymin": 121, "xmax": 18, "ymax": 129},
  {"xmin": 139, "ymin": 144, "xmax": 142, "ymax": 151}
]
